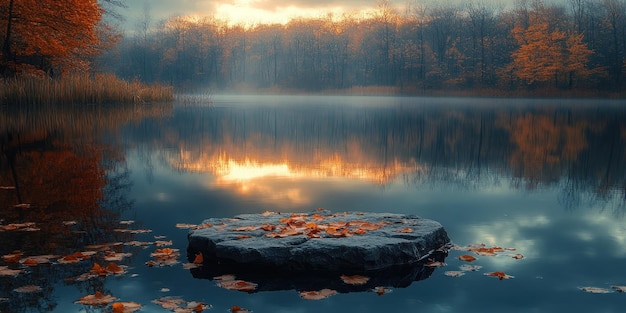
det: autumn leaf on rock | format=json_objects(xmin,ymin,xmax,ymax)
[
  {"xmin": 340, "ymin": 274, "xmax": 370, "ymax": 285},
  {"xmin": 299, "ymin": 289, "xmax": 337, "ymax": 300},
  {"xmin": 193, "ymin": 252, "xmax": 203, "ymax": 264},
  {"xmin": 395, "ymin": 227, "xmax": 413, "ymax": 233},
  {"xmin": 75, "ymin": 291, "xmax": 117, "ymax": 305}
]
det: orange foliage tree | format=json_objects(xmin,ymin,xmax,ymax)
[
  {"xmin": 0, "ymin": 0, "xmax": 104, "ymax": 76},
  {"xmin": 504, "ymin": 0, "xmax": 593, "ymax": 88}
]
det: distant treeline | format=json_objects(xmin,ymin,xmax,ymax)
[{"xmin": 105, "ymin": 0, "xmax": 626, "ymax": 94}]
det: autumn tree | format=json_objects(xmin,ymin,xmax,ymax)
[
  {"xmin": 0, "ymin": 0, "xmax": 105, "ymax": 76},
  {"xmin": 505, "ymin": 0, "xmax": 593, "ymax": 88}
]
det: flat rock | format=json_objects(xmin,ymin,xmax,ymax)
[{"xmin": 187, "ymin": 210, "xmax": 450, "ymax": 273}]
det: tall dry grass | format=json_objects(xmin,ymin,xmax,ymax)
[{"xmin": 0, "ymin": 74, "xmax": 173, "ymax": 105}]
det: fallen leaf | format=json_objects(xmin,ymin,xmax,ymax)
[
  {"xmin": 75, "ymin": 291, "xmax": 118, "ymax": 306},
  {"xmin": 193, "ymin": 252, "xmax": 203, "ymax": 264},
  {"xmin": 231, "ymin": 305, "xmax": 252, "ymax": 313},
  {"xmin": 152, "ymin": 296, "xmax": 185, "ymax": 310},
  {"xmin": 0, "ymin": 266, "xmax": 24, "ymax": 277},
  {"xmin": 340, "ymin": 274, "xmax": 370, "ymax": 285},
  {"xmin": 13, "ymin": 285, "xmax": 42, "ymax": 293},
  {"xmin": 508, "ymin": 253, "xmax": 524, "ymax": 259},
  {"xmin": 444, "ymin": 271, "xmax": 466, "ymax": 277},
  {"xmin": 459, "ymin": 264, "xmax": 482, "ymax": 271},
  {"xmin": 372, "ymin": 286, "xmax": 392, "ymax": 296},
  {"xmin": 484, "ymin": 271, "xmax": 514, "ymax": 280},
  {"xmin": 458, "ymin": 254, "xmax": 477, "ymax": 262},
  {"xmin": 217, "ymin": 280, "xmax": 258, "ymax": 292},
  {"xmin": 299, "ymin": 289, "xmax": 337, "ymax": 300},
  {"xmin": 2, "ymin": 252, "xmax": 22, "ymax": 263},
  {"xmin": 395, "ymin": 227, "xmax": 413, "ymax": 233},
  {"xmin": 111, "ymin": 301, "xmax": 142, "ymax": 313},
  {"xmin": 580, "ymin": 286, "xmax": 613, "ymax": 294}
]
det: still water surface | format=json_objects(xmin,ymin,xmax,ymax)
[{"xmin": 1, "ymin": 95, "xmax": 626, "ymax": 312}]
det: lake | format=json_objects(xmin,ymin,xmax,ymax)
[{"xmin": 1, "ymin": 95, "xmax": 626, "ymax": 312}]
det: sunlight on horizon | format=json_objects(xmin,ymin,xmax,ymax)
[{"xmin": 213, "ymin": 3, "xmax": 373, "ymax": 26}]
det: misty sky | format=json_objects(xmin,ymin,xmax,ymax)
[
  {"xmin": 119, "ymin": 0, "xmax": 493, "ymax": 29},
  {"xmin": 118, "ymin": 0, "xmax": 570, "ymax": 30}
]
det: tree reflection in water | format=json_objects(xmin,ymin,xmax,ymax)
[{"xmin": 0, "ymin": 103, "xmax": 172, "ymax": 312}]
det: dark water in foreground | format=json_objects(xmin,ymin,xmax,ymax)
[{"xmin": 1, "ymin": 95, "xmax": 626, "ymax": 312}]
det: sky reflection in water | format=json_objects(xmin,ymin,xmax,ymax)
[{"xmin": 1, "ymin": 95, "xmax": 626, "ymax": 312}]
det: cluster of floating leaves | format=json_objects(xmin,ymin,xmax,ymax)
[
  {"xmin": 0, "ymin": 219, "xmax": 214, "ymax": 311},
  {"xmin": 433, "ymin": 243, "xmax": 522, "ymax": 280},
  {"xmin": 152, "ymin": 296, "xmax": 211, "ymax": 312}
]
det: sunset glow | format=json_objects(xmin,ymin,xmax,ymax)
[{"xmin": 214, "ymin": 3, "xmax": 349, "ymax": 26}]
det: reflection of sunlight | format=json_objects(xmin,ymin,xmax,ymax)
[{"xmin": 220, "ymin": 160, "xmax": 297, "ymax": 181}]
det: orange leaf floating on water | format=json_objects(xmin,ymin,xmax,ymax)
[
  {"xmin": 340, "ymin": 274, "xmax": 370, "ymax": 285},
  {"xmin": 444, "ymin": 271, "xmax": 466, "ymax": 277},
  {"xmin": 373, "ymin": 286, "xmax": 392, "ymax": 296},
  {"xmin": 237, "ymin": 235, "xmax": 252, "ymax": 240},
  {"xmin": 0, "ymin": 265, "xmax": 24, "ymax": 277},
  {"xmin": 75, "ymin": 291, "xmax": 118, "ymax": 305},
  {"xmin": 611, "ymin": 285, "xmax": 626, "ymax": 292},
  {"xmin": 231, "ymin": 305, "xmax": 252, "ymax": 313},
  {"xmin": 459, "ymin": 264, "xmax": 482, "ymax": 271},
  {"xmin": 484, "ymin": 271, "xmax": 514, "ymax": 280},
  {"xmin": 508, "ymin": 253, "xmax": 524, "ymax": 259},
  {"xmin": 58, "ymin": 254, "xmax": 81, "ymax": 264},
  {"xmin": 13, "ymin": 285, "xmax": 42, "ymax": 293},
  {"xmin": 111, "ymin": 301, "xmax": 142, "ymax": 313},
  {"xmin": 2, "ymin": 251, "xmax": 22, "ymax": 263},
  {"xmin": 152, "ymin": 296, "xmax": 185, "ymax": 310},
  {"xmin": 217, "ymin": 280, "xmax": 258, "ymax": 292},
  {"xmin": 580, "ymin": 287, "xmax": 613, "ymax": 294},
  {"xmin": 458, "ymin": 254, "xmax": 477, "ymax": 262},
  {"xmin": 299, "ymin": 288, "xmax": 337, "ymax": 300},
  {"xmin": 106, "ymin": 262, "xmax": 125, "ymax": 275}
]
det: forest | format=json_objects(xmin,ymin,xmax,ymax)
[
  {"xmin": 1, "ymin": 0, "xmax": 625, "ymax": 95},
  {"xmin": 106, "ymin": 0, "xmax": 626, "ymax": 94}
]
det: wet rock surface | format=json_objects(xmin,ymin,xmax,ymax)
[{"xmin": 187, "ymin": 210, "xmax": 450, "ymax": 274}]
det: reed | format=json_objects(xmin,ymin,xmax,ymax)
[{"xmin": 0, "ymin": 74, "xmax": 173, "ymax": 105}]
